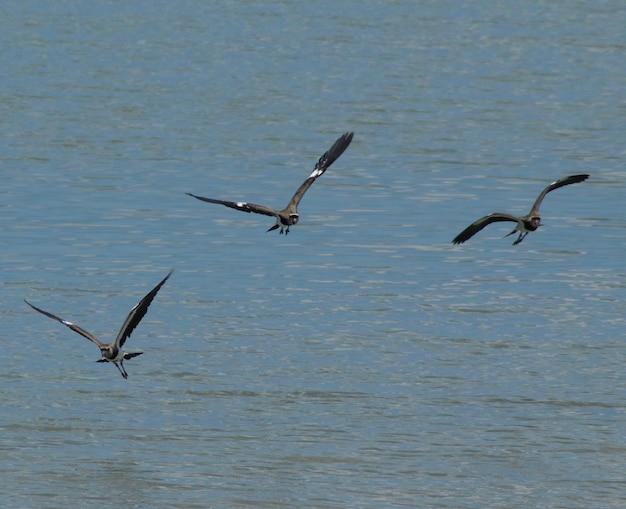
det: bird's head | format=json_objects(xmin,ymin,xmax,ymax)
[
  {"xmin": 289, "ymin": 214, "xmax": 299, "ymax": 225},
  {"xmin": 100, "ymin": 345, "xmax": 115, "ymax": 359},
  {"xmin": 530, "ymin": 216, "xmax": 541, "ymax": 230}
]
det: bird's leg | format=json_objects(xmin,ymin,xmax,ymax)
[
  {"xmin": 512, "ymin": 232, "xmax": 527, "ymax": 245},
  {"xmin": 120, "ymin": 360, "xmax": 129, "ymax": 379},
  {"xmin": 504, "ymin": 228, "xmax": 517, "ymax": 239},
  {"xmin": 114, "ymin": 361, "xmax": 128, "ymax": 379}
]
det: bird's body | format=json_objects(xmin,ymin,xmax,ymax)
[
  {"xmin": 25, "ymin": 271, "xmax": 172, "ymax": 379},
  {"xmin": 452, "ymin": 174, "xmax": 589, "ymax": 245},
  {"xmin": 187, "ymin": 131, "xmax": 354, "ymax": 234}
]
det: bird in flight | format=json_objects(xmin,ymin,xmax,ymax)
[
  {"xmin": 452, "ymin": 174, "xmax": 589, "ymax": 245},
  {"xmin": 25, "ymin": 271, "xmax": 172, "ymax": 379},
  {"xmin": 187, "ymin": 131, "xmax": 354, "ymax": 234}
]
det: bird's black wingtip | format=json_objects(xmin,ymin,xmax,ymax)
[
  {"xmin": 24, "ymin": 299, "xmax": 38, "ymax": 310},
  {"xmin": 158, "ymin": 270, "xmax": 174, "ymax": 286},
  {"xmin": 561, "ymin": 173, "xmax": 590, "ymax": 185}
]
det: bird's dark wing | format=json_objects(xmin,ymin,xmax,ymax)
[
  {"xmin": 287, "ymin": 132, "xmax": 354, "ymax": 209},
  {"xmin": 529, "ymin": 174, "xmax": 590, "ymax": 215},
  {"xmin": 24, "ymin": 299, "xmax": 105, "ymax": 347},
  {"xmin": 114, "ymin": 270, "xmax": 173, "ymax": 349},
  {"xmin": 186, "ymin": 193, "xmax": 278, "ymax": 218},
  {"xmin": 452, "ymin": 213, "xmax": 521, "ymax": 244}
]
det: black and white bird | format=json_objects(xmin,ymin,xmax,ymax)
[
  {"xmin": 452, "ymin": 174, "xmax": 589, "ymax": 245},
  {"xmin": 25, "ymin": 271, "xmax": 172, "ymax": 379},
  {"xmin": 187, "ymin": 131, "xmax": 354, "ymax": 234}
]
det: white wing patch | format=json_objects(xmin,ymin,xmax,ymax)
[
  {"xmin": 236, "ymin": 202, "xmax": 247, "ymax": 207},
  {"xmin": 308, "ymin": 168, "xmax": 323, "ymax": 179}
]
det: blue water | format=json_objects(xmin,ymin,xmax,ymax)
[{"xmin": 2, "ymin": 1, "xmax": 626, "ymax": 508}]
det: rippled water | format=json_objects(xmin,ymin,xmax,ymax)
[{"xmin": 3, "ymin": 1, "xmax": 626, "ymax": 508}]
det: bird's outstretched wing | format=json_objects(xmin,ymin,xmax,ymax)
[
  {"xmin": 529, "ymin": 174, "xmax": 590, "ymax": 215},
  {"xmin": 287, "ymin": 132, "xmax": 354, "ymax": 209},
  {"xmin": 186, "ymin": 193, "xmax": 278, "ymax": 217},
  {"xmin": 25, "ymin": 299, "xmax": 105, "ymax": 347},
  {"xmin": 452, "ymin": 213, "xmax": 521, "ymax": 245},
  {"xmin": 114, "ymin": 270, "xmax": 173, "ymax": 349}
]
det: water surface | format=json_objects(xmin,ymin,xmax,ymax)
[{"xmin": 2, "ymin": 1, "xmax": 626, "ymax": 508}]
